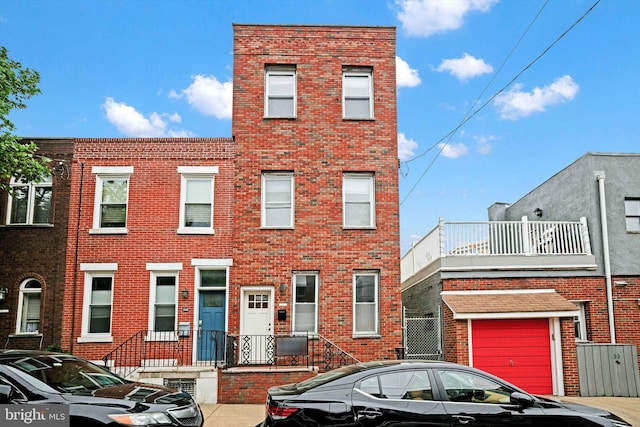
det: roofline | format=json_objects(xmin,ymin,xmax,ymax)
[{"xmin": 232, "ymin": 23, "xmax": 395, "ymax": 30}]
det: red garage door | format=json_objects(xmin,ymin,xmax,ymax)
[{"xmin": 472, "ymin": 318, "xmax": 552, "ymax": 394}]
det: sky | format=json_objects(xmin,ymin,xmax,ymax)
[{"xmin": 2, "ymin": 0, "xmax": 639, "ymax": 254}]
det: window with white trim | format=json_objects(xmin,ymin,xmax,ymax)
[
  {"xmin": 16, "ymin": 279, "xmax": 42, "ymax": 334},
  {"xmin": 262, "ymin": 172, "xmax": 294, "ymax": 228},
  {"xmin": 293, "ymin": 272, "xmax": 318, "ymax": 334},
  {"xmin": 91, "ymin": 166, "xmax": 133, "ymax": 233},
  {"xmin": 343, "ymin": 67, "xmax": 373, "ymax": 119},
  {"xmin": 6, "ymin": 175, "xmax": 52, "ymax": 225},
  {"xmin": 265, "ymin": 66, "xmax": 296, "ymax": 118},
  {"xmin": 572, "ymin": 300, "xmax": 588, "ymax": 341},
  {"xmin": 147, "ymin": 263, "xmax": 182, "ymax": 339},
  {"xmin": 343, "ymin": 173, "xmax": 375, "ymax": 228},
  {"xmin": 624, "ymin": 199, "xmax": 640, "ymax": 232},
  {"xmin": 178, "ymin": 166, "xmax": 218, "ymax": 234},
  {"xmin": 353, "ymin": 271, "xmax": 379, "ymax": 336},
  {"xmin": 79, "ymin": 263, "xmax": 117, "ymax": 343}
]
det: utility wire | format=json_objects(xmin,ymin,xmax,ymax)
[{"xmin": 400, "ymin": 0, "xmax": 602, "ymax": 205}]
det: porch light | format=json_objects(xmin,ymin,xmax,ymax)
[
  {"xmin": 181, "ymin": 289, "xmax": 189, "ymax": 299},
  {"xmin": 534, "ymin": 208, "xmax": 543, "ymax": 217},
  {"xmin": 0, "ymin": 287, "xmax": 7, "ymax": 302}
]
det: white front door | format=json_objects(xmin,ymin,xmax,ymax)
[{"xmin": 240, "ymin": 287, "xmax": 273, "ymax": 364}]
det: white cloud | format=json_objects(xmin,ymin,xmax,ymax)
[
  {"xmin": 493, "ymin": 75, "xmax": 579, "ymax": 120},
  {"xmin": 436, "ymin": 53, "xmax": 493, "ymax": 81},
  {"xmin": 170, "ymin": 74, "xmax": 232, "ymax": 119},
  {"xmin": 396, "ymin": 56, "xmax": 421, "ymax": 87},
  {"xmin": 398, "ymin": 132, "xmax": 419, "ymax": 161},
  {"xmin": 473, "ymin": 134, "xmax": 497, "ymax": 154},
  {"xmin": 395, "ymin": 0, "xmax": 499, "ymax": 38},
  {"xmin": 438, "ymin": 142, "xmax": 468, "ymax": 158},
  {"xmin": 103, "ymin": 97, "xmax": 191, "ymax": 137}
]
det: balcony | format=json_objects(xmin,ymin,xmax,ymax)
[{"xmin": 401, "ymin": 217, "xmax": 597, "ymax": 283}]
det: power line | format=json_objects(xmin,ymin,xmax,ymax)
[{"xmin": 400, "ymin": 0, "xmax": 602, "ymax": 205}]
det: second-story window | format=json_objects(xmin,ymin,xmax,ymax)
[
  {"xmin": 91, "ymin": 166, "xmax": 133, "ymax": 234},
  {"xmin": 265, "ymin": 65, "xmax": 296, "ymax": 118},
  {"xmin": 178, "ymin": 166, "xmax": 218, "ymax": 234},
  {"xmin": 262, "ymin": 172, "xmax": 294, "ymax": 228},
  {"xmin": 6, "ymin": 175, "xmax": 52, "ymax": 225},
  {"xmin": 343, "ymin": 67, "xmax": 373, "ymax": 119},
  {"xmin": 343, "ymin": 173, "xmax": 375, "ymax": 228},
  {"xmin": 624, "ymin": 199, "xmax": 640, "ymax": 232}
]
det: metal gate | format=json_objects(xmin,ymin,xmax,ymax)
[{"xmin": 402, "ymin": 308, "xmax": 443, "ymax": 360}]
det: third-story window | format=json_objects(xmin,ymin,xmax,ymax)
[
  {"xmin": 265, "ymin": 66, "xmax": 296, "ymax": 118},
  {"xmin": 7, "ymin": 175, "xmax": 52, "ymax": 225},
  {"xmin": 343, "ymin": 173, "xmax": 375, "ymax": 228},
  {"xmin": 262, "ymin": 173, "xmax": 294, "ymax": 228},
  {"xmin": 178, "ymin": 167, "xmax": 218, "ymax": 234},
  {"xmin": 343, "ymin": 67, "xmax": 373, "ymax": 119},
  {"xmin": 624, "ymin": 199, "xmax": 640, "ymax": 232},
  {"xmin": 91, "ymin": 167, "xmax": 133, "ymax": 233},
  {"xmin": 293, "ymin": 273, "xmax": 318, "ymax": 334},
  {"xmin": 353, "ymin": 272, "xmax": 379, "ymax": 336}
]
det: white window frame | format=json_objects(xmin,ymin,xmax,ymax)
[
  {"xmin": 78, "ymin": 263, "xmax": 117, "ymax": 343},
  {"xmin": 177, "ymin": 166, "xmax": 218, "ymax": 235},
  {"xmin": 261, "ymin": 172, "xmax": 294, "ymax": 228},
  {"xmin": 147, "ymin": 263, "xmax": 182, "ymax": 341},
  {"xmin": 265, "ymin": 66, "xmax": 296, "ymax": 118},
  {"xmin": 6, "ymin": 175, "xmax": 53, "ymax": 225},
  {"xmin": 292, "ymin": 272, "xmax": 319, "ymax": 335},
  {"xmin": 343, "ymin": 173, "xmax": 375, "ymax": 228},
  {"xmin": 353, "ymin": 271, "xmax": 379, "ymax": 336},
  {"xmin": 624, "ymin": 199, "xmax": 640, "ymax": 232},
  {"xmin": 90, "ymin": 166, "xmax": 133, "ymax": 234},
  {"xmin": 15, "ymin": 279, "xmax": 42, "ymax": 334},
  {"xmin": 343, "ymin": 68, "xmax": 373, "ymax": 119},
  {"xmin": 571, "ymin": 300, "xmax": 588, "ymax": 342}
]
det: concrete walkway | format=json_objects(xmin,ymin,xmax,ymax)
[{"xmin": 201, "ymin": 397, "xmax": 640, "ymax": 426}]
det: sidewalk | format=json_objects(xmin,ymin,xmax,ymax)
[{"xmin": 201, "ymin": 397, "xmax": 640, "ymax": 427}]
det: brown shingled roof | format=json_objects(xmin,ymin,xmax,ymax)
[{"xmin": 442, "ymin": 290, "xmax": 579, "ymax": 319}]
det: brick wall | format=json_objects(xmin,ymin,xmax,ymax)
[
  {"xmin": 218, "ymin": 369, "xmax": 317, "ymax": 404},
  {"xmin": 230, "ymin": 25, "xmax": 402, "ymax": 360},
  {"xmin": 61, "ymin": 138, "xmax": 235, "ymax": 359},
  {"xmin": 0, "ymin": 138, "xmax": 73, "ymax": 350}
]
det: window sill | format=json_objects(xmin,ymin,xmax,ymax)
[
  {"xmin": 353, "ymin": 334, "xmax": 381, "ymax": 339},
  {"xmin": 261, "ymin": 226, "xmax": 294, "ymax": 230},
  {"xmin": 77, "ymin": 335, "xmax": 113, "ymax": 343},
  {"xmin": 8, "ymin": 333, "xmax": 42, "ymax": 338},
  {"xmin": 177, "ymin": 227, "xmax": 215, "ymax": 235},
  {"xmin": 90, "ymin": 228, "xmax": 128, "ymax": 235},
  {"xmin": 343, "ymin": 117, "xmax": 375, "ymax": 121},
  {"xmin": 263, "ymin": 116, "xmax": 297, "ymax": 120},
  {"xmin": 2, "ymin": 224, "xmax": 54, "ymax": 228},
  {"xmin": 343, "ymin": 226, "xmax": 376, "ymax": 230}
]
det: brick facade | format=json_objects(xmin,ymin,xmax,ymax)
[
  {"xmin": 61, "ymin": 138, "xmax": 235, "ymax": 360},
  {"xmin": 0, "ymin": 138, "xmax": 73, "ymax": 351},
  {"xmin": 231, "ymin": 24, "xmax": 402, "ymax": 361}
]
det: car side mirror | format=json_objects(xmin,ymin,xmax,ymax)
[
  {"xmin": 510, "ymin": 391, "xmax": 535, "ymax": 407},
  {"xmin": 0, "ymin": 384, "xmax": 12, "ymax": 403}
]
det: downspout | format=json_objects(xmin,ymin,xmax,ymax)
[
  {"xmin": 595, "ymin": 171, "xmax": 616, "ymax": 343},
  {"xmin": 69, "ymin": 162, "xmax": 84, "ymax": 353}
]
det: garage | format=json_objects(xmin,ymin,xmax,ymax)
[
  {"xmin": 472, "ymin": 318, "xmax": 552, "ymax": 394},
  {"xmin": 441, "ymin": 289, "xmax": 581, "ymax": 396}
]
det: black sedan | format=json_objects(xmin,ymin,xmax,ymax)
[
  {"xmin": 0, "ymin": 349, "xmax": 203, "ymax": 427},
  {"xmin": 259, "ymin": 360, "xmax": 631, "ymax": 426}
]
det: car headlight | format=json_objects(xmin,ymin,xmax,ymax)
[{"xmin": 108, "ymin": 412, "xmax": 172, "ymax": 425}]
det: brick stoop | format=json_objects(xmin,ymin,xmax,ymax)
[{"xmin": 218, "ymin": 366, "xmax": 318, "ymax": 404}]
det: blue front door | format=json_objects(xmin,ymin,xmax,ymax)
[{"xmin": 197, "ymin": 290, "xmax": 225, "ymax": 361}]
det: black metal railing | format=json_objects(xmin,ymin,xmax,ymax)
[{"xmin": 102, "ymin": 330, "xmax": 359, "ymax": 378}]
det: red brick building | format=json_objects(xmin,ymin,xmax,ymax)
[
  {"xmin": 0, "ymin": 138, "xmax": 73, "ymax": 351},
  {"xmin": 230, "ymin": 24, "xmax": 402, "ymax": 362},
  {"xmin": 60, "ymin": 137, "xmax": 235, "ymax": 367}
]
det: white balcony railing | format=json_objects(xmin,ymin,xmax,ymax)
[{"xmin": 401, "ymin": 217, "xmax": 592, "ymax": 282}]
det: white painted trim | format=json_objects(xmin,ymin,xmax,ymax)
[
  {"xmin": 92, "ymin": 166, "xmax": 134, "ymax": 174},
  {"xmin": 467, "ymin": 319, "xmax": 473, "ymax": 366},
  {"xmin": 551, "ymin": 318, "xmax": 565, "ymax": 395},
  {"xmin": 452, "ymin": 310, "xmax": 580, "ymax": 320},
  {"xmin": 81, "ymin": 263, "xmax": 118, "ymax": 271},
  {"xmin": 191, "ymin": 258, "xmax": 233, "ymax": 267},
  {"xmin": 146, "ymin": 263, "xmax": 183, "ymax": 271},
  {"xmin": 443, "ymin": 289, "xmax": 555, "ymax": 296},
  {"xmin": 177, "ymin": 166, "xmax": 219, "ymax": 174}
]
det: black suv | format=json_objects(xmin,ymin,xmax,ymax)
[{"xmin": 0, "ymin": 349, "xmax": 203, "ymax": 426}]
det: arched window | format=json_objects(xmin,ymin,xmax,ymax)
[{"xmin": 16, "ymin": 279, "xmax": 42, "ymax": 334}]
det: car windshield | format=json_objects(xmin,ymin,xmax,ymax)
[{"xmin": 5, "ymin": 354, "xmax": 127, "ymax": 393}]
